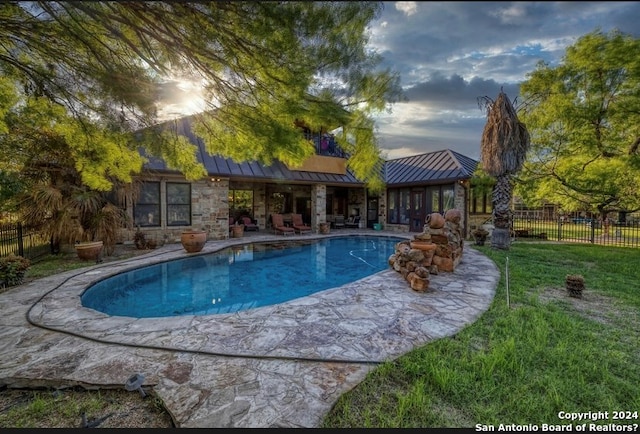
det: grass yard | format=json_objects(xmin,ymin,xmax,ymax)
[{"xmin": 322, "ymin": 242, "xmax": 640, "ymax": 429}]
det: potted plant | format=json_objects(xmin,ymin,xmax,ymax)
[
  {"xmin": 133, "ymin": 228, "xmax": 157, "ymax": 250},
  {"xmin": 134, "ymin": 227, "xmax": 148, "ymax": 249},
  {"xmin": 472, "ymin": 228, "xmax": 489, "ymax": 246},
  {"xmin": 231, "ymin": 221, "xmax": 244, "ymax": 238}
]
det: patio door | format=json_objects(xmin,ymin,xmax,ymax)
[
  {"xmin": 410, "ymin": 190, "xmax": 425, "ymax": 232},
  {"xmin": 366, "ymin": 197, "xmax": 378, "ymax": 228},
  {"xmin": 296, "ymin": 197, "xmax": 312, "ymax": 224}
]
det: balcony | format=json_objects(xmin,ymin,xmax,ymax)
[{"xmin": 285, "ymin": 131, "xmax": 347, "ymax": 174}]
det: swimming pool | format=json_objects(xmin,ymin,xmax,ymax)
[{"xmin": 81, "ymin": 235, "xmax": 403, "ymax": 318}]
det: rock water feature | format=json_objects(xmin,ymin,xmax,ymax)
[{"xmin": 388, "ymin": 209, "xmax": 465, "ymax": 292}]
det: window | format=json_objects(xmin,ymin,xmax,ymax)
[
  {"xmin": 166, "ymin": 183, "xmax": 191, "ymax": 226},
  {"xmin": 442, "ymin": 186, "xmax": 455, "ymax": 211},
  {"xmin": 387, "ymin": 184, "xmax": 456, "ymax": 224},
  {"xmin": 399, "ymin": 189, "xmax": 410, "ymax": 224},
  {"xmin": 134, "ymin": 182, "xmax": 160, "ymax": 227},
  {"xmin": 428, "ymin": 186, "xmax": 440, "ymax": 212},
  {"xmin": 470, "ymin": 187, "xmax": 492, "ymax": 214},
  {"xmin": 230, "ymin": 190, "xmax": 254, "ymax": 218},
  {"xmin": 387, "ymin": 190, "xmax": 397, "ymax": 224},
  {"xmin": 386, "ymin": 188, "xmax": 410, "ymax": 224}
]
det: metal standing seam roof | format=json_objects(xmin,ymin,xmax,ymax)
[
  {"xmin": 141, "ymin": 116, "xmax": 478, "ymax": 186},
  {"xmin": 384, "ymin": 149, "xmax": 478, "ymax": 186}
]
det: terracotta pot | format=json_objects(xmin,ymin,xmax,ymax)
[
  {"xmin": 445, "ymin": 208, "xmax": 462, "ymax": 224},
  {"xmin": 318, "ymin": 222, "xmax": 330, "ymax": 234},
  {"xmin": 181, "ymin": 230, "xmax": 207, "ymax": 253},
  {"xmin": 75, "ymin": 241, "xmax": 103, "ymax": 261},
  {"xmin": 231, "ymin": 225, "xmax": 244, "ymax": 238},
  {"xmin": 425, "ymin": 212, "xmax": 445, "ymax": 229},
  {"xmin": 410, "ymin": 240, "xmax": 437, "ymax": 251}
]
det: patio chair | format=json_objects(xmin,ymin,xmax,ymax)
[
  {"xmin": 271, "ymin": 213, "xmax": 295, "ymax": 236},
  {"xmin": 345, "ymin": 215, "xmax": 361, "ymax": 228},
  {"xmin": 291, "ymin": 214, "xmax": 312, "ymax": 235},
  {"xmin": 241, "ymin": 216, "xmax": 259, "ymax": 231},
  {"xmin": 333, "ymin": 214, "xmax": 345, "ymax": 229}
]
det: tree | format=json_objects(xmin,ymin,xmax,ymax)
[
  {"xmin": 0, "ymin": 2, "xmax": 402, "ymax": 193},
  {"xmin": 0, "ymin": 83, "xmax": 138, "ymax": 252},
  {"xmin": 517, "ymin": 30, "xmax": 640, "ymax": 220},
  {"xmin": 479, "ymin": 90, "xmax": 530, "ymax": 250},
  {"xmin": 3, "ymin": 95, "xmax": 134, "ymax": 254}
]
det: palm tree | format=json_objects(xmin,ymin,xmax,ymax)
[
  {"xmin": 479, "ymin": 90, "xmax": 530, "ymax": 250},
  {"xmin": 16, "ymin": 137, "xmax": 133, "ymax": 256},
  {"xmin": 19, "ymin": 179, "xmax": 132, "ymax": 256}
]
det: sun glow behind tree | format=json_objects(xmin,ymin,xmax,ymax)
[{"xmin": 0, "ymin": 1, "xmax": 402, "ymax": 192}]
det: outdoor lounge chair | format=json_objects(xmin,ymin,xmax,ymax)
[
  {"xmin": 271, "ymin": 213, "xmax": 295, "ymax": 236},
  {"xmin": 291, "ymin": 214, "xmax": 312, "ymax": 234},
  {"xmin": 333, "ymin": 214, "xmax": 345, "ymax": 229},
  {"xmin": 241, "ymin": 216, "xmax": 259, "ymax": 231},
  {"xmin": 345, "ymin": 215, "xmax": 361, "ymax": 228}
]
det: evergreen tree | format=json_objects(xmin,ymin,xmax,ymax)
[{"xmin": 0, "ymin": 1, "xmax": 402, "ymax": 192}]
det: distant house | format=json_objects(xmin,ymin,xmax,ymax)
[{"xmin": 121, "ymin": 116, "xmax": 481, "ymax": 244}]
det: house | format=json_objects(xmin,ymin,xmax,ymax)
[
  {"xmin": 121, "ymin": 116, "xmax": 481, "ymax": 244},
  {"xmin": 382, "ymin": 150, "xmax": 478, "ymax": 233}
]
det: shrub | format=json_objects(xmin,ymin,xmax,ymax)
[
  {"xmin": 0, "ymin": 253, "xmax": 31, "ymax": 288},
  {"xmin": 134, "ymin": 228, "xmax": 148, "ymax": 250}
]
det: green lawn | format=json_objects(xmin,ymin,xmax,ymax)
[{"xmin": 322, "ymin": 242, "xmax": 640, "ymax": 428}]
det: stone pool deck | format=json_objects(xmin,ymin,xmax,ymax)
[{"xmin": 0, "ymin": 230, "xmax": 499, "ymax": 427}]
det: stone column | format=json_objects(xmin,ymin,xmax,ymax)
[{"xmin": 311, "ymin": 184, "xmax": 326, "ymax": 231}]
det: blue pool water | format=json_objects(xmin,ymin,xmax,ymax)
[{"xmin": 81, "ymin": 235, "xmax": 403, "ymax": 318}]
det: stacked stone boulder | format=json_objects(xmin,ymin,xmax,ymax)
[{"xmin": 388, "ymin": 208, "xmax": 465, "ymax": 293}]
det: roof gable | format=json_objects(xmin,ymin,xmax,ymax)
[{"xmin": 384, "ymin": 149, "xmax": 478, "ymax": 186}]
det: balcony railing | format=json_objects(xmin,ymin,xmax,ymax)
[{"xmin": 303, "ymin": 131, "xmax": 347, "ymax": 158}]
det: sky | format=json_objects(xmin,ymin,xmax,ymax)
[
  {"xmin": 159, "ymin": 1, "xmax": 640, "ymax": 162},
  {"xmin": 368, "ymin": 1, "xmax": 640, "ymax": 161}
]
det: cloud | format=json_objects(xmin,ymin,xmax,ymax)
[
  {"xmin": 369, "ymin": 1, "xmax": 640, "ymax": 159},
  {"xmin": 394, "ymin": 1, "xmax": 418, "ymax": 17}
]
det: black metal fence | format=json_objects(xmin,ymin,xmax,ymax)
[
  {"xmin": 511, "ymin": 217, "xmax": 640, "ymax": 248},
  {"xmin": 0, "ymin": 222, "xmax": 50, "ymax": 261}
]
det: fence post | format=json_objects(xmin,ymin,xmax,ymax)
[
  {"xmin": 558, "ymin": 220, "xmax": 562, "ymax": 241},
  {"xmin": 590, "ymin": 221, "xmax": 595, "ymax": 244},
  {"xmin": 17, "ymin": 222, "xmax": 24, "ymax": 257}
]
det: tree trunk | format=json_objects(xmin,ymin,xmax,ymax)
[{"xmin": 491, "ymin": 174, "xmax": 513, "ymax": 250}]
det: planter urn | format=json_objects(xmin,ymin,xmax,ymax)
[
  {"xmin": 425, "ymin": 212, "xmax": 445, "ymax": 229},
  {"xmin": 231, "ymin": 224, "xmax": 244, "ymax": 238},
  {"xmin": 472, "ymin": 229, "xmax": 489, "ymax": 246},
  {"xmin": 181, "ymin": 230, "xmax": 207, "ymax": 253},
  {"xmin": 318, "ymin": 222, "xmax": 330, "ymax": 234},
  {"xmin": 75, "ymin": 241, "xmax": 104, "ymax": 261}
]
